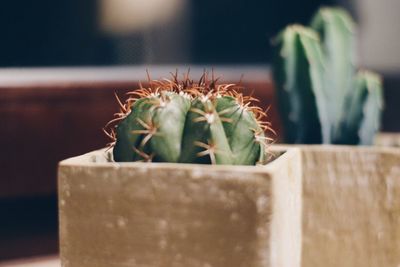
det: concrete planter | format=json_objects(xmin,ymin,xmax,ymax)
[
  {"xmin": 375, "ymin": 132, "xmax": 400, "ymax": 148},
  {"xmin": 59, "ymin": 144, "xmax": 399, "ymax": 267},
  {"xmin": 298, "ymin": 145, "xmax": 400, "ymax": 267},
  {"xmin": 58, "ymin": 147, "xmax": 302, "ymax": 267}
]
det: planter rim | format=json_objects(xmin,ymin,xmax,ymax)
[
  {"xmin": 274, "ymin": 144, "xmax": 400, "ymax": 153},
  {"xmin": 59, "ymin": 147, "xmax": 300, "ymax": 174}
]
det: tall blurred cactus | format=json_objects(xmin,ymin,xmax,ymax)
[{"xmin": 273, "ymin": 7, "xmax": 384, "ymax": 145}]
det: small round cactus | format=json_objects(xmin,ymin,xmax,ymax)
[{"xmin": 104, "ymin": 72, "xmax": 273, "ymax": 165}]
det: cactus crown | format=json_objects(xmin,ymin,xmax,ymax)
[
  {"xmin": 105, "ymin": 71, "xmax": 274, "ymax": 165},
  {"xmin": 273, "ymin": 7, "xmax": 384, "ymax": 145}
]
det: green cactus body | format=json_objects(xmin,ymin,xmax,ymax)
[
  {"xmin": 358, "ymin": 72, "xmax": 384, "ymax": 145},
  {"xmin": 339, "ymin": 71, "xmax": 384, "ymax": 145},
  {"xmin": 273, "ymin": 25, "xmax": 329, "ymax": 143},
  {"xmin": 179, "ymin": 96, "xmax": 234, "ymax": 164},
  {"xmin": 273, "ymin": 7, "xmax": 384, "ymax": 145},
  {"xmin": 109, "ymin": 76, "xmax": 270, "ymax": 165},
  {"xmin": 214, "ymin": 95, "xmax": 266, "ymax": 164},
  {"xmin": 311, "ymin": 7, "xmax": 356, "ymax": 141}
]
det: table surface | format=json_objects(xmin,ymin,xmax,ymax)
[{"xmin": 0, "ymin": 256, "xmax": 60, "ymax": 267}]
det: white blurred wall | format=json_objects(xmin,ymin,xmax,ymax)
[
  {"xmin": 98, "ymin": 0, "xmax": 190, "ymax": 63},
  {"xmin": 100, "ymin": 0, "xmax": 186, "ymax": 34},
  {"xmin": 356, "ymin": 0, "xmax": 400, "ymax": 72}
]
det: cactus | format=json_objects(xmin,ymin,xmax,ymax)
[
  {"xmin": 273, "ymin": 25, "xmax": 327, "ymax": 143},
  {"xmin": 273, "ymin": 7, "xmax": 384, "ymax": 145},
  {"xmin": 339, "ymin": 71, "xmax": 384, "ymax": 145},
  {"xmin": 104, "ymin": 72, "xmax": 273, "ymax": 165}
]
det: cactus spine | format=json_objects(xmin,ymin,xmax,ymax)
[
  {"xmin": 273, "ymin": 7, "xmax": 383, "ymax": 145},
  {"xmin": 105, "ymin": 72, "xmax": 273, "ymax": 165}
]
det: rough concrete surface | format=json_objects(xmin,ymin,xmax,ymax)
[
  {"xmin": 59, "ymin": 145, "xmax": 400, "ymax": 267},
  {"xmin": 58, "ymin": 148, "xmax": 301, "ymax": 267},
  {"xmin": 300, "ymin": 145, "xmax": 400, "ymax": 267}
]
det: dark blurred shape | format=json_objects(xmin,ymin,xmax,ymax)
[
  {"xmin": 190, "ymin": 0, "xmax": 333, "ymax": 63},
  {"xmin": 0, "ymin": 0, "xmax": 100, "ymax": 66},
  {"xmin": 0, "ymin": 0, "xmax": 332, "ymax": 66},
  {"xmin": 382, "ymin": 74, "xmax": 400, "ymax": 132},
  {"xmin": 0, "ymin": 195, "xmax": 58, "ymax": 261}
]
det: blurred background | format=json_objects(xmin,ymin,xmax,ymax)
[
  {"xmin": 0, "ymin": 0, "xmax": 335, "ymax": 66},
  {"xmin": 1, "ymin": 0, "xmax": 399, "ymax": 264},
  {"xmin": 1, "ymin": 0, "xmax": 399, "ymax": 71}
]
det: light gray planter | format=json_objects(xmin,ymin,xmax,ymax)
[
  {"xmin": 296, "ymin": 145, "xmax": 400, "ymax": 267},
  {"xmin": 58, "ymin": 147, "xmax": 302, "ymax": 267}
]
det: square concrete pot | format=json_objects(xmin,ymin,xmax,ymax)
[
  {"xmin": 58, "ymin": 147, "xmax": 302, "ymax": 267},
  {"xmin": 296, "ymin": 145, "xmax": 400, "ymax": 267}
]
